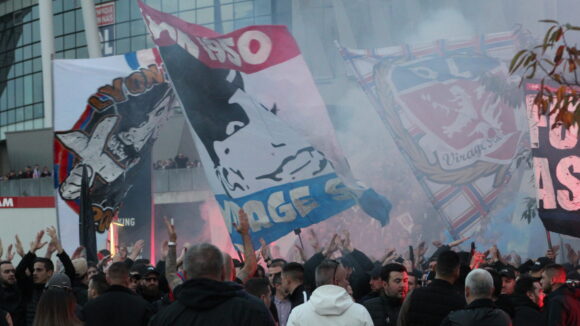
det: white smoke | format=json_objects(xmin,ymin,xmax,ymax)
[{"xmin": 406, "ymin": 8, "xmax": 475, "ymax": 45}]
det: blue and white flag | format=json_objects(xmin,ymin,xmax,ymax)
[{"xmin": 139, "ymin": 1, "xmax": 391, "ymax": 247}]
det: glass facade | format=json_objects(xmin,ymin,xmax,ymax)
[
  {"xmin": 0, "ymin": 6, "xmax": 43, "ymax": 140},
  {"xmin": 0, "ymin": 0, "xmax": 291, "ymax": 140}
]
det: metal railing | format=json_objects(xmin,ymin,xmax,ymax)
[
  {"xmin": 152, "ymin": 167, "xmax": 209, "ymax": 193},
  {"xmin": 0, "ymin": 177, "xmax": 54, "ymax": 196}
]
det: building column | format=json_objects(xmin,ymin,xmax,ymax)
[{"xmin": 38, "ymin": 0, "xmax": 54, "ymax": 128}]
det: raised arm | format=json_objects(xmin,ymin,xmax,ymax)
[
  {"xmin": 235, "ymin": 209, "xmax": 257, "ymax": 283},
  {"xmin": 47, "ymin": 226, "xmax": 75, "ymax": 281},
  {"xmin": 163, "ymin": 216, "xmax": 181, "ymax": 290}
]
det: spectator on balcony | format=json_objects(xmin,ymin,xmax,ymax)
[
  {"xmin": 164, "ymin": 159, "xmax": 176, "ymax": 169},
  {"xmin": 32, "ymin": 165, "xmax": 41, "ymax": 179},
  {"xmin": 40, "ymin": 167, "xmax": 52, "ymax": 178},
  {"xmin": 7, "ymin": 171, "xmax": 17, "ymax": 180},
  {"xmin": 22, "ymin": 167, "xmax": 33, "ymax": 179},
  {"xmin": 174, "ymin": 153, "xmax": 189, "ymax": 169},
  {"xmin": 153, "ymin": 160, "xmax": 164, "ymax": 170}
]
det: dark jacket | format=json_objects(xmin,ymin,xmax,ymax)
[
  {"xmin": 289, "ymin": 284, "xmax": 310, "ymax": 309},
  {"xmin": 0, "ymin": 283, "xmax": 23, "ymax": 326},
  {"xmin": 81, "ymin": 285, "xmax": 152, "ymax": 326},
  {"xmin": 149, "ymin": 278, "xmax": 275, "ymax": 326},
  {"xmin": 363, "ymin": 293, "xmax": 402, "ymax": 326},
  {"xmin": 0, "ymin": 309, "xmax": 9, "ymax": 326},
  {"xmin": 16, "ymin": 251, "xmax": 75, "ymax": 326},
  {"xmin": 440, "ymin": 298, "xmax": 511, "ymax": 326},
  {"xmin": 543, "ymin": 284, "xmax": 580, "ymax": 326},
  {"xmin": 304, "ymin": 250, "xmax": 374, "ymax": 301},
  {"xmin": 495, "ymin": 294, "xmax": 515, "ymax": 317},
  {"xmin": 511, "ymin": 294, "xmax": 543, "ymax": 326},
  {"xmin": 72, "ymin": 281, "xmax": 88, "ymax": 306},
  {"xmin": 359, "ymin": 290, "xmax": 380, "ymax": 304},
  {"xmin": 344, "ymin": 249, "xmax": 375, "ymax": 301},
  {"xmin": 398, "ymin": 279, "xmax": 466, "ymax": 326}
]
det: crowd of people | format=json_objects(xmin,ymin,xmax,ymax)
[
  {"xmin": 0, "ymin": 165, "xmax": 51, "ymax": 182},
  {"xmin": 153, "ymin": 153, "xmax": 201, "ymax": 170},
  {"xmin": 0, "ymin": 209, "xmax": 578, "ymax": 326}
]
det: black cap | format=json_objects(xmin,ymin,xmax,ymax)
[
  {"xmin": 531, "ymin": 257, "xmax": 552, "ymax": 272},
  {"xmin": 367, "ymin": 264, "xmax": 382, "ymax": 278},
  {"xmin": 518, "ymin": 259, "xmax": 534, "ymax": 274},
  {"xmin": 137, "ymin": 265, "xmax": 160, "ymax": 277},
  {"xmin": 499, "ymin": 267, "xmax": 516, "ymax": 279}
]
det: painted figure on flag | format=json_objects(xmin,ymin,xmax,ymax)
[
  {"xmin": 54, "ymin": 63, "xmax": 175, "ymax": 232},
  {"xmin": 161, "ymin": 45, "xmax": 333, "ymax": 198},
  {"xmin": 138, "ymin": 1, "xmax": 392, "ymax": 246}
]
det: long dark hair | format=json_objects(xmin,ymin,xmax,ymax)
[{"xmin": 33, "ymin": 288, "xmax": 82, "ymax": 326}]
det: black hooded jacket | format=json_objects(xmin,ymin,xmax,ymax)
[
  {"xmin": 440, "ymin": 298, "xmax": 511, "ymax": 326},
  {"xmin": 363, "ymin": 293, "xmax": 403, "ymax": 326},
  {"xmin": 0, "ymin": 283, "xmax": 23, "ymax": 326},
  {"xmin": 81, "ymin": 285, "xmax": 153, "ymax": 326},
  {"xmin": 543, "ymin": 284, "xmax": 580, "ymax": 326},
  {"xmin": 149, "ymin": 278, "xmax": 275, "ymax": 326},
  {"xmin": 511, "ymin": 294, "xmax": 543, "ymax": 326}
]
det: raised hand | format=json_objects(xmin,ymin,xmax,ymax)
[
  {"xmin": 14, "ymin": 235, "xmax": 25, "ymax": 258},
  {"xmin": 432, "ymin": 240, "xmax": 443, "ymax": 248},
  {"xmin": 416, "ymin": 241, "xmax": 428, "ymax": 257},
  {"xmin": 5, "ymin": 244, "xmax": 14, "ymax": 262},
  {"xmin": 322, "ymin": 234, "xmax": 340, "ymax": 257},
  {"xmin": 470, "ymin": 251, "xmax": 486, "ymax": 269},
  {"xmin": 547, "ymin": 245, "xmax": 560, "ymax": 261},
  {"xmin": 45, "ymin": 242, "xmax": 56, "ymax": 258},
  {"xmin": 565, "ymin": 244, "xmax": 579, "ymax": 265},
  {"xmin": 163, "ymin": 216, "xmax": 177, "ymax": 242},
  {"xmin": 308, "ymin": 229, "xmax": 321, "ymax": 252},
  {"xmin": 71, "ymin": 246, "xmax": 85, "ymax": 260},
  {"xmin": 30, "ymin": 230, "xmax": 47, "ymax": 253},
  {"xmin": 234, "ymin": 209, "xmax": 250, "ymax": 235},
  {"xmin": 129, "ymin": 240, "xmax": 145, "ymax": 260},
  {"xmin": 294, "ymin": 244, "xmax": 306, "ymax": 262},
  {"xmin": 46, "ymin": 226, "xmax": 63, "ymax": 254},
  {"xmin": 259, "ymin": 238, "xmax": 271, "ymax": 262},
  {"xmin": 340, "ymin": 230, "xmax": 353, "ymax": 253},
  {"xmin": 449, "ymin": 236, "xmax": 470, "ymax": 248}
]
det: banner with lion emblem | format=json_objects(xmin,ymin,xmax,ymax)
[{"xmin": 340, "ymin": 32, "xmax": 529, "ymax": 239}]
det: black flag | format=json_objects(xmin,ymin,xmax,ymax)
[{"xmin": 80, "ymin": 165, "xmax": 98, "ymax": 263}]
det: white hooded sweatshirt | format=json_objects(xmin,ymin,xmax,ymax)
[{"xmin": 286, "ymin": 285, "xmax": 373, "ymax": 326}]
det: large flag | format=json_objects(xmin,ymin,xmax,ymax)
[
  {"xmin": 525, "ymin": 83, "xmax": 580, "ymax": 237},
  {"xmin": 53, "ymin": 49, "xmax": 173, "ymax": 252},
  {"xmin": 339, "ymin": 32, "xmax": 529, "ymax": 239},
  {"xmin": 138, "ymin": 1, "xmax": 391, "ymax": 247}
]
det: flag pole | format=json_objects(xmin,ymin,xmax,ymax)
[
  {"xmin": 80, "ymin": 165, "xmax": 98, "ymax": 262},
  {"xmin": 545, "ymin": 230, "xmax": 553, "ymax": 250}
]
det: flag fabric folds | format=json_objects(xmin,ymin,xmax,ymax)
[
  {"xmin": 53, "ymin": 49, "xmax": 170, "ymax": 251},
  {"xmin": 339, "ymin": 32, "xmax": 528, "ymax": 239},
  {"xmin": 524, "ymin": 83, "xmax": 580, "ymax": 237},
  {"xmin": 138, "ymin": 1, "xmax": 391, "ymax": 247},
  {"xmin": 79, "ymin": 165, "xmax": 98, "ymax": 263}
]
